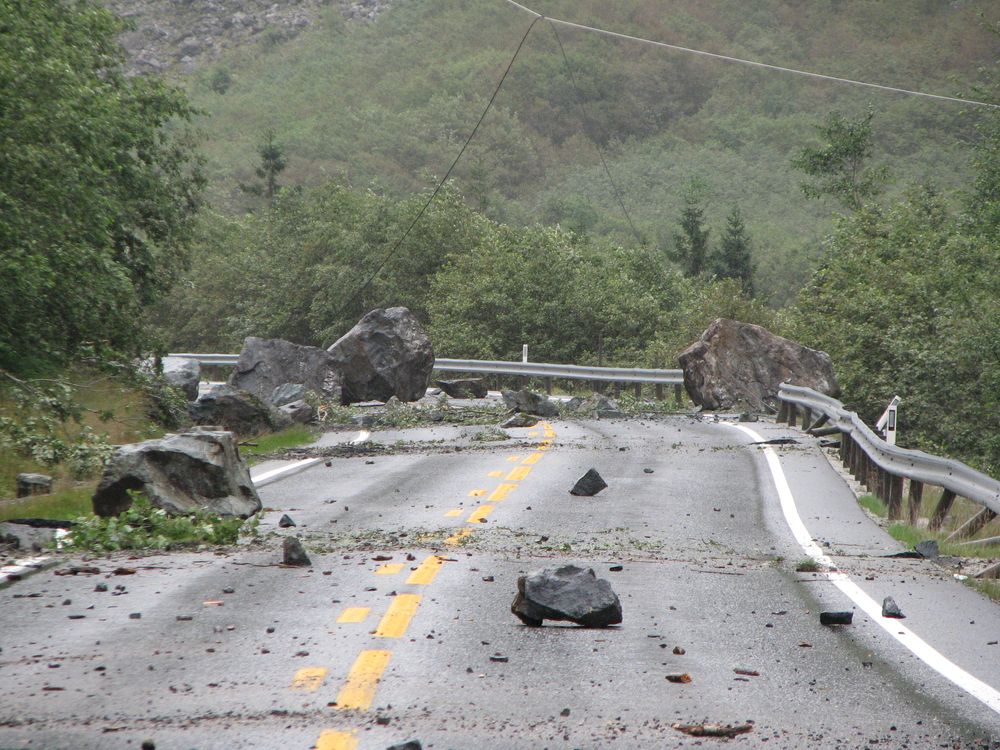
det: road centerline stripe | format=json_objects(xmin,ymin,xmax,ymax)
[
  {"xmin": 375, "ymin": 563, "xmax": 404, "ymax": 575},
  {"xmin": 335, "ymin": 650, "xmax": 392, "ymax": 710},
  {"xmin": 506, "ymin": 465, "xmax": 532, "ymax": 481},
  {"xmin": 375, "ymin": 594, "xmax": 422, "ymax": 638},
  {"xmin": 488, "ymin": 483, "xmax": 518, "ymax": 501},
  {"xmin": 316, "ymin": 730, "xmax": 358, "ymax": 750},
  {"xmin": 729, "ymin": 422, "xmax": 1000, "ymax": 716},
  {"xmin": 406, "ymin": 555, "xmax": 444, "ymax": 585},
  {"xmin": 291, "ymin": 667, "xmax": 328, "ymax": 691},
  {"xmin": 337, "ymin": 607, "xmax": 370, "ymax": 624},
  {"xmin": 467, "ymin": 504, "xmax": 494, "ymax": 523},
  {"xmin": 522, "ymin": 452, "xmax": 544, "ymax": 465}
]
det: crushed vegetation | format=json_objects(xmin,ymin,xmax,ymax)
[{"xmin": 60, "ymin": 494, "xmax": 259, "ymax": 553}]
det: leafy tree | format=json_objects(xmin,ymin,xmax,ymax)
[
  {"xmin": 0, "ymin": 0, "xmax": 203, "ymax": 375},
  {"xmin": 242, "ymin": 129, "xmax": 286, "ymax": 200},
  {"xmin": 672, "ymin": 183, "xmax": 710, "ymax": 277},
  {"xmin": 792, "ymin": 107, "xmax": 889, "ymax": 211},
  {"xmin": 712, "ymin": 205, "xmax": 755, "ymax": 296}
]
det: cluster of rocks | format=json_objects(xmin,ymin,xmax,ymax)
[{"xmin": 101, "ymin": 0, "xmax": 402, "ymax": 75}]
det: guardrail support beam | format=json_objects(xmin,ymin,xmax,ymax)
[
  {"xmin": 777, "ymin": 401, "xmax": 789, "ymax": 423},
  {"xmin": 929, "ymin": 489, "xmax": 957, "ymax": 531},
  {"xmin": 674, "ymin": 384, "xmax": 683, "ymax": 406},
  {"xmin": 907, "ymin": 480, "xmax": 924, "ymax": 525},
  {"xmin": 655, "ymin": 383, "xmax": 664, "ymax": 401},
  {"xmin": 887, "ymin": 474, "xmax": 904, "ymax": 520},
  {"xmin": 545, "ymin": 377, "xmax": 553, "ymax": 396},
  {"xmin": 634, "ymin": 382, "xmax": 642, "ymax": 399}
]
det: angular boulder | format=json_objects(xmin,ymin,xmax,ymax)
[
  {"xmin": 16, "ymin": 473, "xmax": 53, "ymax": 498},
  {"xmin": 511, "ymin": 564, "xmax": 622, "ymax": 627},
  {"xmin": 92, "ymin": 430, "xmax": 261, "ymax": 518},
  {"xmin": 436, "ymin": 378, "xmax": 488, "ymax": 399},
  {"xmin": 189, "ymin": 384, "xmax": 289, "ymax": 436},
  {"xmin": 501, "ymin": 389, "xmax": 558, "ymax": 417},
  {"xmin": 229, "ymin": 337, "xmax": 342, "ymax": 403},
  {"xmin": 269, "ymin": 382, "xmax": 308, "ymax": 407},
  {"xmin": 278, "ymin": 399, "xmax": 315, "ymax": 424},
  {"xmin": 162, "ymin": 356, "xmax": 201, "ymax": 401},
  {"xmin": 564, "ymin": 394, "xmax": 623, "ymax": 419},
  {"xmin": 569, "ymin": 468, "xmax": 607, "ymax": 497},
  {"xmin": 678, "ymin": 318, "xmax": 839, "ymax": 412},
  {"xmin": 327, "ymin": 307, "xmax": 434, "ymax": 404}
]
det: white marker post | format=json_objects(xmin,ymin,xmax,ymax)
[
  {"xmin": 522, "ymin": 344, "xmax": 528, "ymax": 363},
  {"xmin": 876, "ymin": 395, "xmax": 901, "ymax": 446}
]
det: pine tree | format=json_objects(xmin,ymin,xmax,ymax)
[
  {"xmin": 255, "ymin": 129, "xmax": 286, "ymax": 199},
  {"xmin": 713, "ymin": 205, "xmax": 755, "ymax": 296},
  {"xmin": 673, "ymin": 191, "xmax": 710, "ymax": 277}
]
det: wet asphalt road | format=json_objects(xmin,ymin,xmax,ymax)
[{"xmin": 1, "ymin": 414, "xmax": 999, "ymax": 749}]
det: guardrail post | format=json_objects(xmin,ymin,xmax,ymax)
[
  {"xmin": 887, "ymin": 474, "xmax": 903, "ymax": 520},
  {"xmin": 777, "ymin": 401, "xmax": 789, "ymax": 423},
  {"xmin": 838, "ymin": 432, "xmax": 849, "ymax": 463},
  {"xmin": 545, "ymin": 377, "xmax": 553, "ymax": 396},
  {"xmin": 802, "ymin": 406, "xmax": 811, "ymax": 429},
  {"xmin": 945, "ymin": 507, "xmax": 998, "ymax": 541},
  {"xmin": 634, "ymin": 382, "xmax": 642, "ymax": 399},
  {"xmin": 674, "ymin": 384, "xmax": 683, "ymax": 406},
  {"xmin": 907, "ymin": 480, "xmax": 923, "ymax": 524},
  {"xmin": 613, "ymin": 382, "xmax": 622, "ymax": 398},
  {"xmin": 929, "ymin": 489, "xmax": 957, "ymax": 531},
  {"xmin": 788, "ymin": 404, "xmax": 797, "ymax": 427},
  {"xmin": 655, "ymin": 383, "xmax": 664, "ymax": 401}
]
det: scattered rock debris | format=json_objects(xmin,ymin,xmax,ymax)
[
  {"xmin": 672, "ymin": 722, "xmax": 753, "ymax": 738},
  {"xmin": 278, "ymin": 514, "xmax": 296, "ymax": 528},
  {"xmin": 569, "ymin": 468, "xmax": 608, "ymax": 497},
  {"xmin": 820, "ymin": 611, "xmax": 853, "ymax": 626},
  {"xmin": 282, "ymin": 536, "xmax": 311, "ymax": 567},
  {"xmin": 385, "ymin": 741, "xmax": 422, "ymax": 750},
  {"xmin": 881, "ymin": 596, "xmax": 905, "ymax": 619}
]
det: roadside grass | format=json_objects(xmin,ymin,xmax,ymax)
[
  {"xmin": 239, "ymin": 425, "xmax": 317, "ymax": 462},
  {"xmin": 966, "ymin": 578, "xmax": 1000, "ymax": 604},
  {"xmin": 794, "ymin": 558, "xmax": 822, "ymax": 573},
  {"xmin": 0, "ymin": 487, "xmax": 94, "ymax": 522},
  {"xmin": 1, "ymin": 367, "xmax": 167, "ymax": 502}
]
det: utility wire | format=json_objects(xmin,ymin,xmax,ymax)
[
  {"xmin": 335, "ymin": 14, "xmax": 543, "ymax": 320},
  {"xmin": 502, "ymin": 0, "xmax": 1000, "ymax": 110},
  {"xmin": 549, "ymin": 21, "xmax": 642, "ymax": 244}
]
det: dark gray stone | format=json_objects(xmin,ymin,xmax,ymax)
[
  {"xmin": 511, "ymin": 564, "xmax": 622, "ymax": 627},
  {"xmin": 563, "ymin": 393, "xmax": 621, "ymax": 418},
  {"xmin": 162, "ymin": 356, "xmax": 201, "ymax": 401},
  {"xmin": 820, "ymin": 611, "xmax": 853, "ymax": 626},
  {"xmin": 351, "ymin": 414, "xmax": 376, "ymax": 428},
  {"xmin": 678, "ymin": 318, "xmax": 840, "ymax": 412},
  {"xmin": 570, "ymin": 468, "xmax": 607, "ymax": 497},
  {"xmin": 501, "ymin": 389, "xmax": 558, "ymax": 417},
  {"xmin": 500, "ymin": 413, "xmax": 539, "ymax": 429},
  {"xmin": 189, "ymin": 384, "xmax": 289, "ymax": 436},
  {"xmin": 436, "ymin": 378, "xmax": 487, "ymax": 399},
  {"xmin": 92, "ymin": 430, "xmax": 261, "ymax": 518},
  {"xmin": 385, "ymin": 742, "xmax": 422, "ymax": 750},
  {"xmin": 881, "ymin": 596, "xmax": 905, "ymax": 619},
  {"xmin": 282, "ymin": 536, "xmax": 310, "ymax": 566},
  {"xmin": 270, "ymin": 382, "xmax": 307, "ymax": 407},
  {"xmin": 327, "ymin": 307, "xmax": 434, "ymax": 404},
  {"xmin": 230, "ymin": 337, "xmax": 342, "ymax": 403},
  {"xmin": 0, "ymin": 520, "xmax": 71, "ymax": 552},
  {"xmin": 16, "ymin": 473, "xmax": 53, "ymax": 498},
  {"xmin": 278, "ymin": 514, "xmax": 296, "ymax": 528},
  {"xmin": 915, "ymin": 540, "xmax": 939, "ymax": 559},
  {"xmin": 278, "ymin": 399, "xmax": 315, "ymax": 424}
]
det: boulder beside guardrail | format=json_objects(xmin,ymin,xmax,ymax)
[
  {"xmin": 169, "ymin": 354, "xmax": 686, "ymax": 402},
  {"xmin": 777, "ymin": 383, "xmax": 1000, "ymax": 546}
]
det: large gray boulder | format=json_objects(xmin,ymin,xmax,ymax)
[
  {"xmin": 162, "ymin": 356, "xmax": 201, "ymax": 401},
  {"xmin": 327, "ymin": 307, "xmax": 434, "ymax": 404},
  {"xmin": 678, "ymin": 318, "xmax": 840, "ymax": 412},
  {"xmin": 189, "ymin": 384, "xmax": 290, "ymax": 436},
  {"xmin": 501, "ymin": 389, "xmax": 558, "ymax": 417},
  {"xmin": 512, "ymin": 564, "xmax": 622, "ymax": 627},
  {"xmin": 229, "ymin": 337, "xmax": 342, "ymax": 403},
  {"xmin": 92, "ymin": 430, "xmax": 261, "ymax": 518},
  {"xmin": 436, "ymin": 378, "xmax": 488, "ymax": 399}
]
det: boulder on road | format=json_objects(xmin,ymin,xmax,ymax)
[
  {"xmin": 501, "ymin": 389, "xmax": 558, "ymax": 417},
  {"xmin": 678, "ymin": 318, "xmax": 839, "ymax": 412},
  {"xmin": 229, "ymin": 337, "xmax": 342, "ymax": 403},
  {"xmin": 92, "ymin": 429, "xmax": 261, "ymax": 518},
  {"xmin": 189, "ymin": 384, "xmax": 289, "ymax": 436},
  {"xmin": 277, "ymin": 399, "xmax": 315, "ymax": 424},
  {"xmin": 500, "ymin": 413, "xmax": 539, "ymax": 429},
  {"xmin": 270, "ymin": 382, "xmax": 308, "ymax": 407},
  {"xmin": 511, "ymin": 564, "xmax": 622, "ymax": 627},
  {"xmin": 282, "ymin": 536, "xmax": 311, "ymax": 566},
  {"xmin": 564, "ymin": 393, "xmax": 623, "ymax": 419},
  {"xmin": 327, "ymin": 307, "xmax": 434, "ymax": 404},
  {"xmin": 436, "ymin": 378, "xmax": 488, "ymax": 399}
]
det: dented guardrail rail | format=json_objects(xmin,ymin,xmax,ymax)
[{"xmin": 777, "ymin": 383, "xmax": 1000, "ymax": 537}]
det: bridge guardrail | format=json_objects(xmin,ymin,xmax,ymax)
[
  {"xmin": 168, "ymin": 354, "xmax": 686, "ymax": 401},
  {"xmin": 777, "ymin": 383, "xmax": 1000, "ymax": 542}
]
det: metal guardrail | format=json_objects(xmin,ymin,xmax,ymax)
[
  {"xmin": 777, "ymin": 383, "xmax": 1000, "ymax": 536},
  {"xmin": 168, "ymin": 353, "xmax": 685, "ymax": 397}
]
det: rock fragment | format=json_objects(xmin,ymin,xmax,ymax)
[
  {"xmin": 511, "ymin": 564, "xmax": 622, "ymax": 627},
  {"xmin": 16, "ymin": 473, "xmax": 53, "ymax": 498},
  {"xmin": 881, "ymin": 596, "xmax": 905, "ymax": 618},
  {"xmin": 385, "ymin": 742, "xmax": 422, "ymax": 750},
  {"xmin": 278, "ymin": 514, "xmax": 296, "ymax": 528},
  {"xmin": 819, "ymin": 611, "xmax": 853, "ymax": 626},
  {"xmin": 569, "ymin": 468, "xmax": 607, "ymax": 497},
  {"xmin": 500, "ymin": 413, "xmax": 539, "ymax": 429},
  {"xmin": 501, "ymin": 389, "xmax": 558, "ymax": 417},
  {"xmin": 672, "ymin": 722, "xmax": 753, "ymax": 738},
  {"xmin": 915, "ymin": 540, "xmax": 939, "ymax": 559},
  {"xmin": 436, "ymin": 378, "xmax": 487, "ymax": 399},
  {"xmin": 282, "ymin": 536, "xmax": 311, "ymax": 567}
]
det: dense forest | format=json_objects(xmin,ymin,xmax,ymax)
[{"xmin": 1, "ymin": 0, "xmax": 998, "ymax": 475}]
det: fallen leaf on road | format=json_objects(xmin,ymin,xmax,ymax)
[{"xmin": 665, "ymin": 673, "xmax": 692, "ymax": 683}]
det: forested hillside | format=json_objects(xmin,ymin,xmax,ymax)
[{"xmin": 184, "ymin": 0, "xmax": 1000, "ymax": 302}]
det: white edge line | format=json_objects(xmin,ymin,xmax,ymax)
[
  {"xmin": 250, "ymin": 431, "xmax": 369, "ymax": 487},
  {"xmin": 728, "ymin": 422, "xmax": 1000, "ymax": 716}
]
